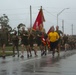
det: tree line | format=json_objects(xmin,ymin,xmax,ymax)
[{"xmin": 0, "ymin": 14, "xmax": 26, "ymax": 45}]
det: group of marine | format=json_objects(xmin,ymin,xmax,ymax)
[{"xmin": 0, "ymin": 25, "xmax": 76, "ymax": 59}]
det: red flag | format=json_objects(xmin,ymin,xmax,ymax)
[
  {"xmin": 47, "ymin": 26, "xmax": 54, "ymax": 47},
  {"xmin": 47, "ymin": 26, "xmax": 53, "ymax": 34},
  {"xmin": 33, "ymin": 8, "xmax": 45, "ymax": 30}
]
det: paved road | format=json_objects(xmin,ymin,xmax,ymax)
[{"xmin": 0, "ymin": 50, "xmax": 76, "ymax": 75}]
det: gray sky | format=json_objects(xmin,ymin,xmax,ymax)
[{"xmin": 0, "ymin": 0, "xmax": 76, "ymax": 35}]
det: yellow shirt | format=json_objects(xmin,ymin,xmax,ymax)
[{"xmin": 48, "ymin": 31, "xmax": 59, "ymax": 42}]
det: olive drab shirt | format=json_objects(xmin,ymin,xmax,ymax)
[
  {"xmin": 0, "ymin": 28, "xmax": 8, "ymax": 44},
  {"xmin": 0, "ymin": 29, "xmax": 8, "ymax": 40},
  {"xmin": 12, "ymin": 34, "xmax": 19, "ymax": 43},
  {"xmin": 56, "ymin": 30, "xmax": 63, "ymax": 39},
  {"xmin": 20, "ymin": 30, "xmax": 28, "ymax": 41}
]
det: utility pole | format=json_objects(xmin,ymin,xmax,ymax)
[
  {"xmin": 30, "ymin": 5, "xmax": 32, "ymax": 28},
  {"xmin": 72, "ymin": 24, "xmax": 73, "ymax": 35},
  {"xmin": 62, "ymin": 20, "xmax": 64, "ymax": 34}
]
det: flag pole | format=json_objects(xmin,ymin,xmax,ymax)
[
  {"xmin": 32, "ymin": 6, "xmax": 45, "ymax": 31},
  {"xmin": 40, "ymin": 6, "xmax": 44, "ymax": 31},
  {"xmin": 30, "ymin": 5, "xmax": 32, "ymax": 28}
]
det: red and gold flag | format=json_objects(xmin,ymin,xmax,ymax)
[
  {"xmin": 47, "ymin": 26, "xmax": 53, "ymax": 34},
  {"xmin": 33, "ymin": 8, "xmax": 45, "ymax": 30},
  {"xmin": 47, "ymin": 26, "xmax": 54, "ymax": 47}
]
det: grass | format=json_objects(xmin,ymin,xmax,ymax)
[
  {"xmin": 0, "ymin": 45, "xmax": 43, "ymax": 56},
  {"xmin": 0, "ymin": 46, "xmax": 18, "ymax": 56},
  {"xmin": 0, "ymin": 51, "xmax": 13, "ymax": 57},
  {"xmin": 6, "ymin": 46, "xmax": 13, "ymax": 51},
  {"xmin": 5, "ymin": 46, "xmax": 21, "ymax": 51}
]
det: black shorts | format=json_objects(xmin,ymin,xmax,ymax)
[
  {"xmin": 29, "ymin": 42, "xmax": 33, "ymax": 47},
  {"xmin": 0, "ymin": 38, "xmax": 6, "ymax": 46},
  {"xmin": 12, "ymin": 41, "xmax": 18, "ymax": 46},
  {"xmin": 50, "ymin": 41, "xmax": 58, "ymax": 50},
  {"xmin": 28, "ymin": 39, "xmax": 34, "ymax": 47},
  {"xmin": 37, "ymin": 40, "xmax": 42, "ymax": 46},
  {"xmin": 21, "ymin": 40, "xmax": 28, "ymax": 46}
]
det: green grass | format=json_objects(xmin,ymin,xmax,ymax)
[
  {"xmin": 0, "ymin": 45, "xmax": 45, "ymax": 56},
  {"xmin": 0, "ymin": 46, "xmax": 12, "ymax": 51},
  {"xmin": 6, "ymin": 46, "xmax": 13, "ymax": 51},
  {"xmin": 5, "ymin": 46, "xmax": 21, "ymax": 51},
  {"xmin": 0, "ymin": 46, "xmax": 20, "ymax": 56},
  {"xmin": 0, "ymin": 51, "xmax": 13, "ymax": 57},
  {"xmin": 0, "ymin": 46, "xmax": 16, "ymax": 56}
]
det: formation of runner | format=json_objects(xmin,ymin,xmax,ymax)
[{"xmin": 0, "ymin": 25, "xmax": 76, "ymax": 59}]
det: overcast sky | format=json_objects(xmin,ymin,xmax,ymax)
[{"xmin": 0, "ymin": 0, "xmax": 76, "ymax": 35}]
